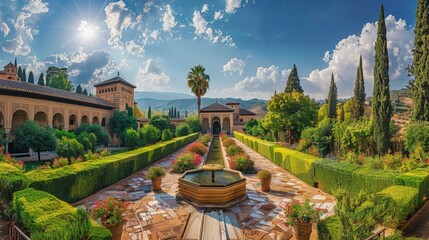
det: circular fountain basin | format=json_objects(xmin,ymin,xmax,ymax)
[{"xmin": 177, "ymin": 168, "xmax": 247, "ymax": 208}]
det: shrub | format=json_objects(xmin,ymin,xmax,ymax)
[
  {"xmin": 140, "ymin": 124, "xmax": 160, "ymax": 144},
  {"xmin": 26, "ymin": 133, "xmax": 199, "ymax": 202},
  {"xmin": 74, "ymin": 124, "xmax": 110, "ymax": 146},
  {"xmin": 198, "ymin": 135, "xmax": 211, "ymax": 146},
  {"xmin": 298, "ymin": 119, "xmax": 333, "ymax": 157},
  {"xmin": 77, "ymin": 132, "xmax": 97, "ymax": 152},
  {"xmin": 13, "ymin": 188, "xmax": 111, "ymax": 239},
  {"xmin": 317, "ymin": 215, "xmax": 342, "ymax": 240},
  {"xmin": 257, "ymin": 170, "xmax": 271, "ymax": 181},
  {"xmin": 404, "ymin": 122, "xmax": 429, "ymax": 153},
  {"xmin": 343, "ymin": 151, "xmax": 364, "ymax": 165},
  {"xmin": 171, "ymin": 152, "xmax": 202, "ymax": 173},
  {"xmin": 219, "ymin": 132, "xmax": 228, "ymax": 141},
  {"xmin": 161, "ymin": 129, "xmax": 173, "ymax": 142},
  {"xmin": 98, "ymin": 149, "xmax": 111, "ymax": 158},
  {"xmin": 396, "ymin": 167, "xmax": 429, "ymax": 202},
  {"xmin": 52, "ymin": 158, "xmax": 69, "ymax": 168},
  {"xmin": 175, "ymin": 123, "xmax": 190, "ymax": 137},
  {"xmin": 54, "ymin": 129, "xmax": 76, "ymax": 140},
  {"xmin": 226, "ymin": 144, "xmax": 243, "ymax": 156},
  {"xmin": 124, "ymin": 128, "xmax": 140, "ymax": 149},
  {"xmin": 56, "ymin": 137, "xmax": 85, "ymax": 164},
  {"xmin": 186, "ymin": 142, "xmax": 208, "ymax": 156},
  {"xmin": 185, "ymin": 115, "xmax": 202, "ymax": 133},
  {"xmin": 147, "ymin": 166, "xmax": 166, "ymax": 178},
  {"xmin": 84, "ymin": 150, "xmax": 97, "ymax": 161},
  {"xmin": 222, "ymin": 138, "xmax": 236, "ymax": 148},
  {"xmin": 0, "ymin": 162, "xmax": 28, "ymax": 203},
  {"xmin": 0, "ymin": 151, "xmax": 24, "ymax": 170},
  {"xmin": 382, "ymin": 152, "xmax": 403, "ymax": 171},
  {"xmin": 230, "ymin": 153, "xmax": 255, "ymax": 173},
  {"xmin": 149, "ymin": 115, "xmax": 171, "ymax": 132},
  {"xmin": 363, "ymin": 156, "xmax": 383, "ymax": 170},
  {"xmin": 91, "ymin": 197, "xmax": 129, "ymax": 225}
]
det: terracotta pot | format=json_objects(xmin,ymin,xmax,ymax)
[
  {"xmin": 151, "ymin": 176, "xmax": 162, "ymax": 191},
  {"xmin": 103, "ymin": 223, "xmax": 123, "ymax": 240},
  {"xmin": 261, "ymin": 177, "xmax": 271, "ymax": 192},
  {"xmin": 293, "ymin": 222, "xmax": 312, "ymax": 240}
]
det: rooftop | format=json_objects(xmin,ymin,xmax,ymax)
[
  {"xmin": 200, "ymin": 103, "xmax": 234, "ymax": 112},
  {"xmin": 0, "ymin": 80, "xmax": 114, "ymax": 109},
  {"xmin": 4, "ymin": 62, "xmax": 15, "ymax": 68},
  {"xmin": 239, "ymin": 108, "xmax": 256, "ymax": 116},
  {"xmin": 94, "ymin": 76, "xmax": 136, "ymax": 89}
]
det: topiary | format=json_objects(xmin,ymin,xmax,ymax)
[{"xmin": 257, "ymin": 170, "xmax": 272, "ymax": 181}]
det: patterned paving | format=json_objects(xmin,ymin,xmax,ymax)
[{"xmin": 73, "ymin": 139, "xmax": 336, "ymax": 240}]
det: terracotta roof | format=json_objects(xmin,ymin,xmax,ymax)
[
  {"xmin": 4, "ymin": 62, "xmax": 15, "ymax": 68},
  {"xmin": 225, "ymin": 102, "xmax": 240, "ymax": 105},
  {"xmin": 239, "ymin": 108, "xmax": 256, "ymax": 116},
  {"xmin": 200, "ymin": 103, "xmax": 234, "ymax": 112},
  {"xmin": 94, "ymin": 76, "xmax": 136, "ymax": 88},
  {"xmin": 0, "ymin": 80, "xmax": 114, "ymax": 110}
]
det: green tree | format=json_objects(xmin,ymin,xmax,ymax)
[
  {"xmin": 76, "ymin": 132, "xmax": 97, "ymax": 152},
  {"xmin": 126, "ymin": 105, "xmax": 133, "ymax": 116},
  {"xmin": 37, "ymin": 73, "xmax": 45, "ymax": 86},
  {"xmin": 56, "ymin": 137, "xmax": 84, "ymax": 164},
  {"xmin": 412, "ymin": 0, "xmax": 429, "ymax": 121},
  {"xmin": 284, "ymin": 64, "xmax": 304, "ymax": 93},
  {"xmin": 372, "ymin": 5, "xmax": 392, "ymax": 155},
  {"xmin": 173, "ymin": 107, "xmax": 177, "ymax": 118},
  {"xmin": 185, "ymin": 110, "xmax": 188, "ymax": 118},
  {"xmin": 14, "ymin": 121, "xmax": 56, "ymax": 161},
  {"xmin": 108, "ymin": 111, "xmax": 137, "ymax": 146},
  {"xmin": 261, "ymin": 92, "xmax": 317, "ymax": 144},
  {"xmin": 124, "ymin": 128, "xmax": 140, "ymax": 149},
  {"xmin": 74, "ymin": 124, "xmax": 110, "ymax": 146},
  {"xmin": 404, "ymin": 121, "xmax": 429, "ymax": 153},
  {"xmin": 175, "ymin": 123, "xmax": 190, "ymax": 137},
  {"xmin": 140, "ymin": 124, "xmax": 160, "ymax": 144},
  {"xmin": 351, "ymin": 55, "xmax": 366, "ymax": 120},
  {"xmin": 47, "ymin": 71, "xmax": 74, "ymax": 91},
  {"xmin": 18, "ymin": 66, "xmax": 22, "ymax": 81},
  {"xmin": 147, "ymin": 106, "xmax": 152, "ymax": 119},
  {"xmin": 327, "ymin": 73, "xmax": 337, "ymax": 119},
  {"xmin": 28, "ymin": 71, "xmax": 34, "ymax": 84},
  {"xmin": 82, "ymin": 89, "xmax": 88, "ymax": 96},
  {"xmin": 161, "ymin": 129, "xmax": 173, "ymax": 141},
  {"xmin": 185, "ymin": 115, "xmax": 202, "ymax": 133},
  {"xmin": 75, "ymin": 85, "xmax": 83, "ymax": 94},
  {"xmin": 22, "ymin": 68, "xmax": 27, "ymax": 82},
  {"xmin": 0, "ymin": 129, "xmax": 8, "ymax": 147},
  {"xmin": 149, "ymin": 115, "xmax": 170, "ymax": 132},
  {"xmin": 14, "ymin": 58, "xmax": 17, "ymax": 67},
  {"xmin": 187, "ymin": 65, "xmax": 210, "ymax": 117}
]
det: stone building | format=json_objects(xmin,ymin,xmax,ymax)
[
  {"xmin": 200, "ymin": 102, "xmax": 258, "ymax": 134},
  {"xmin": 0, "ymin": 62, "xmax": 20, "ymax": 81}
]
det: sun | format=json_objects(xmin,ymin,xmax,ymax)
[{"xmin": 78, "ymin": 20, "xmax": 99, "ymax": 41}]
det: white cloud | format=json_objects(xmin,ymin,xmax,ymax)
[
  {"xmin": 0, "ymin": 22, "xmax": 10, "ymax": 37},
  {"xmin": 225, "ymin": 0, "xmax": 242, "ymax": 14},
  {"xmin": 192, "ymin": 10, "xmax": 235, "ymax": 47},
  {"xmin": 20, "ymin": 55, "xmax": 46, "ymax": 75},
  {"xmin": 202, "ymin": 4, "xmax": 209, "ymax": 13},
  {"xmin": 125, "ymin": 40, "xmax": 144, "ymax": 55},
  {"xmin": 104, "ymin": 0, "xmax": 136, "ymax": 49},
  {"xmin": 150, "ymin": 30, "xmax": 159, "ymax": 40},
  {"xmin": 192, "ymin": 11, "xmax": 207, "ymax": 35},
  {"xmin": 135, "ymin": 59, "xmax": 171, "ymax": 91},
  {"xmin": 223, "ymin": 58, "xmax": 246, "ymax": 75},
  {"xmin": 214, "ymin": 11, "xmax": 223, "ymax": 21},
  {"xmin": 322, "ymin": 51, "xmax": 330, "ymax": 63},
  {"xmin": 305, "ymin": 15, "xmax": 414, "ymax": 99},
  {"xmin": 144, "ymin": 0, "xmax": 155, "ymax": 13},
  {"xmin": 22, "ymin": 0, "xmax": 49, "ymax": 14},
  {"xmin": 1, "ymin": 35, "xmax": 31, "ymax": 55},
  {"xmin": 162, "ymin": 5, "xmax": 176, "ymax": 32}
]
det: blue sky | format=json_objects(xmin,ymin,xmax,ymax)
[{"xmin": 0, "ymin": 0, "xmax": 416, "ymax": 100}]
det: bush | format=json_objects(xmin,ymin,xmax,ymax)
[
  {"xmin": 317, "ymin": 215, "xmax": 342, "ymax": 240},
  {"xmin": 124, "ymin": 128, "xmax": 140, "ymax": 149},
  {"xmin": 13, "ymin": 188, "xmax": 111, "ymax": 239},
  {"xmin": 404, "ymin": 122, "xmax": 429, "ymax": 153},
  {"xmin": 74, "ymin": 124, "xmax": 110, "ymax": 147},
  {"xmin": 175, "ymin": 123, "xmax": 190, "ymax": 137},
  {"xmin": 147, "ymin": 166, "xmax": 166, "ymax": 178},
  {"xmin": 226, "ymin": 144, "xmax": 243, "ymax": 156},
  {"xmin": 140, "ymin": 124, "xmax": 161, "ymax": 144},
  {"xmin": 198, "ymin": 135, "xmax": 211, "ymax": 146},
  {"xmin": 149, "ymin": 115, "xmax": 170, "ymax": 132},
  {"xmin": 56, "ymin": 137, "xmax": 85, "ymax": 164},
  {"xmin": 363, "ymin": 156, "xmax": 383, "ymax": 170},
  {"xmin": 396, "ymin": 167, "xmax": 429, "ymax": 202},
  {"xmin": 52, "ymin": 158, "xmax": 70, "ymax": 168},
  {"xmin": 55, "ymin": 129, "xmax": 76, "ymax": 140},
  {"xmin": 77, "ymin": 132, "xmax": 97, "ymax": 152},
  {"xmin": 0, "ymin": 162, "xmax": 28, "ymax": 203},
  {"xmin": 25, "ymin": 133, "xmax": 199, "ymax": 202},
  {"xmin": 185, "ymin": 115, "xmax": 202, "ymax": 133},
  {"xmin": 229, "ymin": 153, "xmax": 255, "ymax": 174},
  {"xmin": 298, "ymin": 119, "xmax": 333, "ymax": 157},
  {"xmin": 185, "ymin": 142, "xmax": 208, "ymax": 156},
  {"xmin": 171, "ymin": 152, "xmax": 202, "ymax": 173},
  {"xmin": 257, "ymin": 170, "xmax": 271, "ymax": 181},
  {"xmin": 382, "ymin": 152, "xmax": 403, "ymax": 171},
  {"xmin": 222, "ymin": 138, "xmax": 236, "ymax": 148},
  {"xmin": 161, "ymin": 129, "xmax": 173, "ymax": 142}
]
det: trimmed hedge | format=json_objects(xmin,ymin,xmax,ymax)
[
  {"xmin": 374, "ymin": 186, "xmax": 419, "ymax": 227},
  {"xmin": 26, "ymin": 133, "xmax": 199, "ymax": 203},
  {"xmin": 13, "ymin": 188, "xmax": 111, "ymax": 239},
  {"xmin": 0, "ymin": 162, "xmax": 29, "ymax": 202},
  {"xmin": 234, "ymin": 132, "xmax": 277, "ymax": 160},
  {"xmin": 396, "ymin": 167, "xmax": 429, "ymax": 203},
  {"xmin": 317, "ymin": 215, "xmax": 341, "ymax": 240}
]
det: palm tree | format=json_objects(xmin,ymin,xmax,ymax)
[{"xmin": 187, "ymin": 65, "xmax": 210, "ymax": 117}]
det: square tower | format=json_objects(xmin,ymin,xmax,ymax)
[{"xmin": 94, "ymin": 75, "xmax": 136, "ymax": 112}]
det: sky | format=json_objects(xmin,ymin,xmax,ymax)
[{"xmin": 0, "ymin": 0, "xmax": 417, "ymax": 100}]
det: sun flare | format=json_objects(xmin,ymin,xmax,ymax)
[{"xmin": 78, "ymin": 20, "xmax": 98, "ymax": 41}]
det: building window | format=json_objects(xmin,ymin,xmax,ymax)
[
  {"xmin": 240, "ymin": 119, "xmax": 243, "ymax": 123},
  {"xmin": 114, "ymin": 87, "xmax": 116, "ymax": 91},
  {"xmin": 69, "ymin": 119, "xmax": 74, "ymax": 125}
]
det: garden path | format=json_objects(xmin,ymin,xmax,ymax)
[
  {"xmin": 402, "ymin": 200, "xmax": 429, "ymax": 238},
  {"xmin": 75, "ymin": 138, "xmax": 335, "ymax": 240},
  {"xmin": 0, "ymin": 214, "xmax": 8, "ymax": 240}
]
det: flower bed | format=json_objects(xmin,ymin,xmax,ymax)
[{"xmin": 221, "ymin": 134, "xmax": 255, "ymax": 173}]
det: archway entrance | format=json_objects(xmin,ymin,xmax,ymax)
[{"xmin": 212, "ymin": 121, "xmax": 221, "ymax": 134}]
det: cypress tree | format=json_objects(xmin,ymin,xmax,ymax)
[
  {"xmin": 352, "ymin": 55, "xmax": 366, "ymax": 120},
  {"xmin": 178, "ymin": 111, "xmax": 180, "ymax": 118},
  {"xmin": 37, "ymin": 73, "xmax": 45, "ymax": 86},
  {"xmin": 18, "ymin": 66, "xmax": 22, "ymax": 81},
  {"xmin": 148, "ymin": 106, "xmax": 152, "ymax": 119},
  {"xmin": 327, "ymin": 73, "xmax": 337, "ymax": 118},
  {"xmin": 412, "ymin": 0, "xmax": 429, "ymax": 121},
  {"xmin": 82, "ymin": 89, "xmax": 88, "ymax": 95},
  {"xmin": 284, "ymin": 64, "xmax": 304, "ymax": 93},
  {"xmin": 185, "ymin": 110, "xmax": 188, "ymax": 118},
  {"xmin": 22, "ymin": 68, "xmax": 27, "ymax": 82},
  {"xmin": 168, "ymin": 108, "xmax": 172, "ymax": 118},
  {"xmin": 174, "ymin": 107, "xmax": 177, "ymax": 118},
  {"xmin": 28, "ymin": 71, "xmax": 34, "ymax": 84},
  {"xmin": 372, "ymin": 5, "xmax": 392, "ymax": 155},
  {"xmin": 14, "ymin": 58, "xmax": 17, "ymax": 67},
  {"xmin": 75, "ymin": 85, "xmax": 83, "ymax": 94}
]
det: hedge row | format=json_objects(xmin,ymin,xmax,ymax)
[
  {"xmin": 397, "ymin": 167, "xmax": 429, "ymax": 202},
  {"xmin": 13, "ymin": 188, "xmax": 111, "ymax": 239},
  {"xmin": 317, "ymin": 215, "xmax": 341, "ymax": 240},
  {"xmin": 25, "ymin": 133, "xmax": 199, "ymax": 203},
  {"xmin": 0, "ymin": 162, "xmax": 29, "ymax": 203}
]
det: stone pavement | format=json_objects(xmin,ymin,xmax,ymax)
[
  {"xmin": 75, "ymin": 139, "xmax": 335, "ymax": 240},
  {"xmin": 0, "ymin": 214, "xmax": 9, "ymax": 240},
  {"xmin": 403, "ymin": 200, "xmax": 429, "ymax": 238}
]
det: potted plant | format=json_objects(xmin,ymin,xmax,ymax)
[
  {"xmin": 282, "ymin": 199, "xmax": 319, "ymax": 240},
  {"xmin": 147, "ymin": 166, "xmax": 166, "ymax": 191},
  {"xmin": 257, "ymin": 170, "xmax": 272, "ymax": 192},
  {"xmin": 91, "ymin": 197, "xmax": 129, "ymax": 240}
]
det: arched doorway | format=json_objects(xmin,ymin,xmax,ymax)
[
  {"xmin": 0, "ymin": 111, "xmax": 4, "ymax": 129},
  {"xmin": 34, "ymin": 112, "xmax": 48, "ymax": 127},
  {"xmin": 92, "ymin": 116, "xmax": 99, "ymax": 125},
  {"xmin": 222, "ymin": 117, "xmax": 230, "ymax": 134},
  {"xmin": 52, "ymin": 113, "xmax": 64, "ymax": 129},
  {"xmin": 12, "ymin": 110, "xmax": 28, "ymax": 130},
  {"xmin": 101, "ymin": 117, "xmax": 106, "ymax": 127},
  {"xmin": 69, "ymin": 114, "xmax": 78, "ymax": 130},
  {"xmin": 212, "ymin": 117, "xmax": 221, "ymax": 134},
  {"xmin": 202, "ymin": 118, "xmax": 209, "ymax": 132},
  {"xmin": 81, "ymin": 115, "xmax": 89, "ymax": 125}
]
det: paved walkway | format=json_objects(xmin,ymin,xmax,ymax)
[
  {"xmin": 0, "ymin": 214, "xmax": 9, "ymax": 240},
  {"xmin": 74, "ymin": 138, "xmax": 335, "ymax": 240},
  {"xmin": 403, "ymin": 200, "xmax": 429, "ymax": 238}
]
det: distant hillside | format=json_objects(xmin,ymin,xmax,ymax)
[
  {"xmin": 135, "ymin": 97, "xmax": 267, "ymax": 115},
  {"xmin": 134, "ymin": 91, "xmax": 194, "ymax": 100}
]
